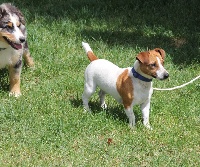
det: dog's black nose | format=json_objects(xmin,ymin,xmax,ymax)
[
  {"xmin": 164, "ymin": 73, "xmax": 169, "ymax": 79},
  {"xmin": 19, "ymin": 37, "xmax": 25, "ymax": 43}
]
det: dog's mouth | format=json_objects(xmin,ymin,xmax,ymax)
[{"xmin": 3, "ymin": 36, "xmax": 22, "ymax": 50}]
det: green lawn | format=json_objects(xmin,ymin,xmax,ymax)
[{"xmin": 0, "ymin": 0, "xmax": 199, "ymax": 166}]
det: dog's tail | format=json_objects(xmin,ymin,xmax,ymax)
[{"xmin": 82, "ymin": 42, "xmax": 98, "ymax": 62}]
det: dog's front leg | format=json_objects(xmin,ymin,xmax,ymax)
[
  {"xmin": 124, "ymin": 105, "xmax": 135, "ymax": 128},
  {"xmin": 140, "ymin": 100, "xmax": 152, "ymax": 130},
  {"xmin": 8, "ymin": 62, "xmax": 22, "ymax": 97},
  {"xmin": 23, "ymin": 41, "xmax": 34, "ymax": 67}
]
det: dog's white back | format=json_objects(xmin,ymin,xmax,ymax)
[{"xmin": 84, "ymin": 59, "xmax": 124, "ymax": 102}]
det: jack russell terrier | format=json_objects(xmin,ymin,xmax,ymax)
[{"xmin": 82, "ymin": 42, "xmax": 169, "ymax": 129}]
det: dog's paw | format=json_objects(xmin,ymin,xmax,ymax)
[
  {"xmin": 83, "ymin": 107, "xmax": 91, "ymax": 113},
  {"xmin": 9, "ymin": 91, "xmax": 21, "ymax": 98},
  {"xmin": 101, "ymin": 103, "xmax": 107, "ymax": 110},
  {"xmin": 26, "ymin": 60, "xmax": 35, "ymax": 68},
  {"xmin": 27, "ymin": 63, "xmax": 35, "ymax": 68},
  {"xmin": 128, "ymin": 124, "xmax": 136, "ymax": 130},
  {"xmin": 144, "ymin": 123, "xmax": 153, "ymax": 130}
]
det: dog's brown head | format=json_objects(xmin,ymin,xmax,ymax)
[
  {"xmin": 0, "ymin": 3, "xmax": 26, "ymax": 50},
  {"xmin": 136, "ymin": 48, "xmax": 169, "ymax": 80}
]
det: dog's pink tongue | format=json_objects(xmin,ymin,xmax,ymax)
[{"xmin": 14, "ymin": 43, "xmax": 22, "ymax": 50}]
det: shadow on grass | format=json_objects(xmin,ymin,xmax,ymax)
[
  {"xmin": 80, "ymin": 29, "xmax": 200, "ymax": 67},
  {"xmin": 70, "ymin": 95, "xmax": 142, "ymax": 124},
  {"xmin": 11, "ymin": 0, "xmax": 200, "ymax": 66}
]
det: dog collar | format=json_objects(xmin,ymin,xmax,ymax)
[
  {"xmin": 0, "ymin": 48, "xmax": 6, "ymax": 51},
  {"xmin": 131, "ymin": 68, "xmax": 152, "ymax": 82}
]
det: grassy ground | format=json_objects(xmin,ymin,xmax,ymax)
[{"xmin": 0, "ymin": 0, "xmax": 200, "ymax": 166}]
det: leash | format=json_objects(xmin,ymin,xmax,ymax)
[{"xmin": 153, "ymin": 75, "xmax": 200, "ymax": 91}]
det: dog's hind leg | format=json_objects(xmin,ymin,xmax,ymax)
[
  {"xmin": 82, "ymin": 82, "xmax": 96, "ymax": 112},
  {"xmin": 23, "ymin": 41, "xmax": 34, "ymax": 67},
  {"xmin": 99, "ymin": 89, "xmax": 107, "ymax": 109}
]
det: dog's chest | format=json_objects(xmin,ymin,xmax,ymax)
[
  {"xmin": 116, "ymin": 68, "xmax": 153, "ymax": 106},
  {"xmin": 132, "ymin": 79, "xmax": 153, "ymax": 104},
  {"xmin": 0, "ymin": 47, "xmax": 22, "ymax": 68}
]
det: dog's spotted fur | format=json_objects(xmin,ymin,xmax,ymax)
[
  {"xmin": 116, "ymin": 69, "xmax": 134, "ymax": 109},
  {"xmin": 0, "ymin": 3, "xmax": 34, "ymax": 97}
]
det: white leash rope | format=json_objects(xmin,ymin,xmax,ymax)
[{"xmin": 153, "ymin": 75, "xmax": 200, "ymax": 91}]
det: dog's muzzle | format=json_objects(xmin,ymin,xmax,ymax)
[
  {"xmin": 3, "ymin": 36, "xmax": 24, "ymax": 50},
  {"xmin": 160, "ymin": 72, "xmax": 169, "ymax": 80},
  {"xmin": 163, "ymin": 72, "xmax": 169, "ymax": 79}
]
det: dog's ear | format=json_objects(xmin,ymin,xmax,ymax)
[
  {"xmin": 0, "ymin": 4, "xmax": 25, "ymax": 25},
  {"xmin": 154, "ymin": 48, "xmax": 165, "ymax": 60},
  {"xmin": 15, "ymin": 10, "xmax": 26, "ymax": 25},
  {"xmin": 9, "ymin": 4, "xmax": 26, "ymax": 25},
  {"xmin": 0, "ymin": 6, "xmax": 7, "ymax": 19},
  {"xmin": 136, "ymin": 51, "xmax": 150, "ymax": 65},
  {"xmin": 0, "ymin": 6, "xmax": 9, "ymax": 29}
]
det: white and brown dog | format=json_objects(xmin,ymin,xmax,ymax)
[
  {"xmin": 82, "ymin": 42, "xmax": 169, "ymax": 129},
  {"xmin": 0, "ymin": 3, "xmax": 34, "ymax": 97}
]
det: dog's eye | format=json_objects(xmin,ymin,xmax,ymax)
[
  {"xmin": 3, "ymin": 24, "xmax": 9, "ymax": 29},
  {"xmin": 6, "ymin": 25, "xmax": 14, "ymax": 30},
  {"xmin": 150, "ymin": 63, "xmax": 156, "ymax": 68},
  {"xmin": 3, "ymin": 22, "xmax": 13, "ymax": 30}
]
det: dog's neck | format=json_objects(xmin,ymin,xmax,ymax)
[{"xmin": 132, "ymin": 60, "xmax": 153, "ymax": 82}]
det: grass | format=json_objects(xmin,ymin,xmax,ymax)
[{"xmin": 0, "ymin": 0, "xmax": 200, "ymax": 166}]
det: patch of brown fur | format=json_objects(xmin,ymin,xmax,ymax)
[
  {"xmin": 116, "ymin": 69, "xmax": 133, "ymax": 109},
  {"xmin": 87, "ymin": 51, "xmax": 98, "ymax": 62}
]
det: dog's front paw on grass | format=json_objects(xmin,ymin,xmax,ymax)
[
  {"xmin": 9, "ymin": 91, "xmax": 21, "ymax": 98},
  {"xmin": 144, "ymin": 123, "xmax": 153, "ymax": 130},
  {"xmin": 129, "ymin": 125, "xmax": 136, "ymax": 131},
  {"xmin": 25, "ymin": 58, "xmax": 35, "ymax": 68}
]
